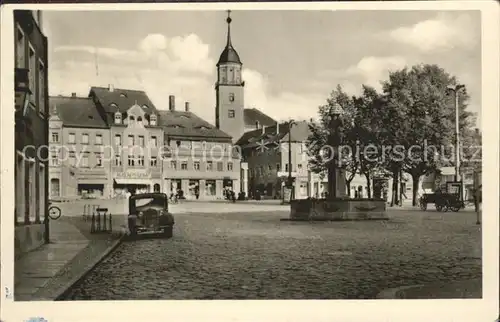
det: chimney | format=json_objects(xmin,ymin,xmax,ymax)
[
  {"xmin": 185, "ymin": 101, "xmax": 190, "ymax": 112},
  {"xmin": 169, "ymin": 95, "xmax": 175, "ymax": 111},
  {"xmin": 276, "ymin": 122, "xmax": 280, "ymax": 134},
  {"xmin": 255, "ymin": 121, "xmax": 260, "ymax": 129},
  {"xmin": 262, "ymin": 125, "xmax": 266, "ymax": 134},
  {"xmin": 108, "ymin": 84, "xmax": 114, "ymax": 92},
  {"xmin": 71, "ymin": 92, "xmax": 76, "ymax": 98}
]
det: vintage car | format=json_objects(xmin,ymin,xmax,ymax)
[{"xmin": 128, "ymin": 193, "xmax": 175, "ymax": 238}]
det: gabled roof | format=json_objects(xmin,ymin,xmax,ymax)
[
  {"xmin": 236, "ymin": 120, "xmax": 310, "ymax": 148},
  {"xmin": 244, "ymin": 108, "xmax": 276, "ymax": 128},
  {"xmin": 89, "ymin": 86, "xmax": 158, "ymax": 115},
  {"xmin": 158, "ymin": 110, "xmax": 232, "ymax": 142},
  {"xmin": 49, "ymin": 96, "xmax": 108, "ymax": 128}
]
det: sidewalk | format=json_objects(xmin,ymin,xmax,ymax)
[
  {"xmin": 377, "ymin": 278, "xmax": 482, "ymax": 299},
  {"xmin": 14, "ymin": 217, "xmax": 124, "ymax": 301}
]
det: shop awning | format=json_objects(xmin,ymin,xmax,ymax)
[{"xmin": 114, "ymin": 178, "xmax": 152, "ymax": 185}]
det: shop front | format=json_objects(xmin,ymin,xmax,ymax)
[{"xmin": 113, "ymin": 169, "xmax": 158, "ymax": 197}]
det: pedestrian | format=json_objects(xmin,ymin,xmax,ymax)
[{"xmin": 231, "ymin": 190, "xmax": 236, "ymax": 203}]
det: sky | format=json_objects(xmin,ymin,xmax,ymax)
[{"xmin": 42, "ymin": 9, "xmax": 481, "ymax": 126}]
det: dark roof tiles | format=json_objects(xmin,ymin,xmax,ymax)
[
  {"xmin": 217, "ymin": 45, "xmax": 242, "ymax": 66},
  {"xmin": 157, "ymin": 110, "xmax": 232, "ymax": 142},
  {"xmin": 236, "ymin": 120, "xmax": 310, "ymax": 148},
  {"xmin": 49, "ymin": 96, "xmax": 107, "ymax": 128},
  {"xmin": 90, "ymin": 86, "xmax": 158, "ymax": 114},
  {"xmin": 244, "ymin": 108, "xmax": 276, "ymax": 128}
]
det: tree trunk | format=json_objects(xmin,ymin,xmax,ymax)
[
  {"xmin": 364, "ymin": 172, "xmax": 372, "ymax": 198},
  {"xmin": 411, "ymin": 173, "xmax": 421, "ymax": 206},
  {"xmin": 390, "ymin": 169, "xmax": 399, "ymax": 207}
]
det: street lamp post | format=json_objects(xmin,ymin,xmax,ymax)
[
  {"xmin": 447, "ymin": 84, "xmax": 465, "ymax": 200},
  {"xmin": 287, "ymin": 120, "xmax": 296, "ymax": 199},
  {"xmin": 328, "ymin": 103, "xmax": 343, "ymax": 199}
]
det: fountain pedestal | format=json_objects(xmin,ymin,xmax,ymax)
[{"xmin": 289, "ymin": 198, "xmax": 388, "ymax": 221}]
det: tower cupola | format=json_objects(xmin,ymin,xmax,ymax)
[{"xmin": 217, "ymin": 10, "xmax": 242, "ymax": 66}]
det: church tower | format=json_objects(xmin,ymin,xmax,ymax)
[{"xmin": 215, "ymin": 10, "xmax": 245, "ymax": 143}]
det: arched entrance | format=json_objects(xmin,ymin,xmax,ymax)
[{"xmin": 153, "ymin": 183, "xmax": 160, "ymax": 192}]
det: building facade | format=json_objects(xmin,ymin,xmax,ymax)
[
  {"xmin": 237, "ymin": 121, "xmax": 327, "ymax": 199},
  {"xmin": 160, "ymin": 98, "xmax": 241, "ymax": 200},
  {"xmin": 14, "ymin": 10, "xmax": 50, "ymax": 253},
  {"xmin": 48, "ymin": 90, "xmax": 241, "ymax": 200}
]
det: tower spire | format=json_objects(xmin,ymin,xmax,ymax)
[{"xmin": 226, "ymin": 10, "xmax": 232, "ymax": 47}]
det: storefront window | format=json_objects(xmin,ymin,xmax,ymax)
[
  {"xmin": 189, "ymin": 180, "xmax": 200, "ymax": 198},
  {"xmin": 205, "ymin": 180, "xmax": 216, "ymax": 196}
]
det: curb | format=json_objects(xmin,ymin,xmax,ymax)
[
  {"xmin": 52, "ymin": 234, "xmax": 126, "ymax": 301},
  {"xmin": 376, "ymin": 285, "xmax": 425, "ymax": 299}
]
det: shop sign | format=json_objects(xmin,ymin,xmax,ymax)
[{"xmin": 115, "ymin": 169, "xmax": 152, "ymax": 179}]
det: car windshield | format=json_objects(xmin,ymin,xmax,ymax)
[{"xmin": 134, "ymin": 197, "xmax": 166, "ymax": 209}]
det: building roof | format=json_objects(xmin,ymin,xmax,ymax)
[
  {"xmin": 244, "ymin": 108, "xmax": 276, "ymax": 128},
  {"xmin": 49, "ymin": 96, "xmax": 108, "ymax": 128},
  {"xmin": 89, "ymin": 86, "xmax": 158, "ymax": 115},
  {"xmin": 236, "ymin": 120, "xmax": 310, "ymax": 148},
  {"xmin": 218, "ymin": 45, "xmax": 242, "ymax": 66},
  {"xmin": 157, "ymin": 110, "xmax": 232, "ymax": 142}
]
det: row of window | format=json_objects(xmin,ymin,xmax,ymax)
[
  {"xmin": 170, "ymin": 160, "xmax": 233, "ymax": 172},
  {"xmin": 52, "ymin": 152, "xmax": 235, "ymax": 171},
  {"xmin": 52, "ymin": 132, "xmax": 237, "ymax": 152},
  {"xmin": 114, "ymin": 112, "xmax": 157, "ymax": 126},
  {"xmin": 15, "ymin": 24, "xmax": 45, "ymax": 115},
  {"xmin": 219, "ymin": 67, "xmax": 241, "ymax": 84},
  {"xmin": 115, "ymin": 134, "xmax": 158, "ymax": 147},
  {"xmin": 52, "ymin": 132, "xmax": 160, "ymax": 148}
]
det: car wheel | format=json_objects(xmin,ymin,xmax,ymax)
[{"xmin": 163, "ymin": 226, "xmax": 173, "ymax": 238}]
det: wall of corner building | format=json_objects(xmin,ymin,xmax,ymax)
[{"xmin": 161, "ymin": 139, "xmax": 241, "ymax": 199}]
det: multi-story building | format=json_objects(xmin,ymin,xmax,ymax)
[
  {"xmin": 49, "ymin": 93, "xmax": 111, "ymax": 198},
  {"xmin": 49, "ymin": 87, "xmax": 164, "ymax": 198},
  {"xmin": 48, "ymin": 90, "xmax": 241, "ymax": 200},
  {"xmin": 236, "ymin": 120, "xmax": 326, "ymax": 199},
  {"xmin": 14, "ymin": 10, "xmax": 49, "ymax": 253},
  {"xmin": 159, "ymin": 97, "xmax": 241, "ymax": 199}
]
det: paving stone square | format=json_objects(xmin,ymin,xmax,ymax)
[{"xmin": 61, "ymin": 209, "xmax": 481, "ymax": 300}]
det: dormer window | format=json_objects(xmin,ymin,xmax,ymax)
[
  {"xmin": 142, "ymin": 104, "xmax": 148, "ymax": 109},
  {"xmin": 120, "ymin": 93, "xmax": 127, "ymax": 98},
  {"xmin": 150, "ymin": 114, "xmax": 157, "ymax": 126},
  {"xmin": 114, "ymin": 112, "xmax": 122, "ymax": 124},
  {"xmin": 110, "ymin": 103, "xmax": 118, "ymax": 108}
]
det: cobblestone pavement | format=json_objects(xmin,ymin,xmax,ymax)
[{"xmin": 62, "ymin": 210, "xmax": 481, "ymax": 300}]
